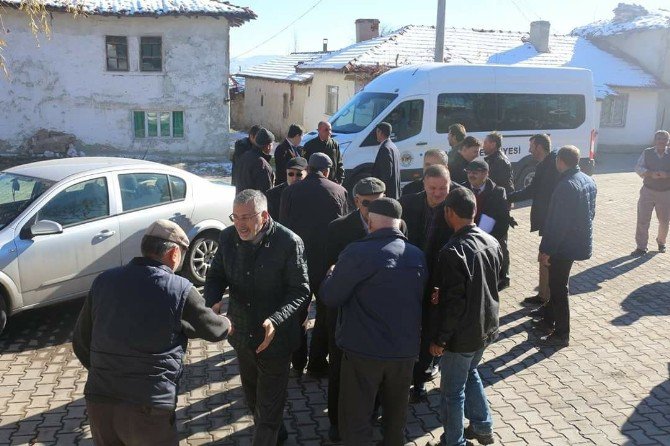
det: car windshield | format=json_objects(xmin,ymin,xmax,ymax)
[
  {"xmin": 0, "ymin": 172, "xmax": 55, "ymax": 230},
  {"xmin": 330, "ymin": 92, "xmax": 397, "ymax": 134}
]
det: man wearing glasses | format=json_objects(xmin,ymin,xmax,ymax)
[{"xmin": 205, "ymin": 190, "xmax": 310, "ymax": 445}]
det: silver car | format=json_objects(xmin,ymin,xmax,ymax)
[{"xmin": 0, "ymin": 157, "xmax": 235, "ymax": 334}]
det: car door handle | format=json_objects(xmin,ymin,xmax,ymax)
[
  {"xmin": 416, "ymin": 142, "xmax": 428, "ymax": 146},
  {"xmin": 98, "ymin": 230, "xmax": 116, "ymax": 237}
]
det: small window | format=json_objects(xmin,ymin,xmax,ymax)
[
  {"xmin": 133, "ymin": 111, "xmax": 184, "ymax": 138},
  {"xmin": 140, "ymin": 36, "xmax": 162, "ymax": 72},
  {"xmin": 106, "ymin": 36, "xmax": 128, "ymax": 71},
  {"xmin": 119, "ymin": 173, "xmax": 171, "ymax": 211},
  {"xmin": 261, "ymin": 95, "xmax": 264, "ymax": 107},
  {"xmin": 38, "ymin": 178, "xmax": 109, "ymax": 227},
  {"xmin": 326, "ymin": 85, "xmax": 339, "ymax": 115},
  {"xmin": 169, "ymin": 175, "xmax": 186, "ymax": 200},
  {"xmin": 282, "ymin": 93, "xmax": 290, "ymax": 119},
  {"xmin": 600, "ymin": 94, "xmax": 628, "ymax": 128}
]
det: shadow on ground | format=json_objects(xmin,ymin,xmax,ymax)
[
  {"xmin": 611, "ymin": 281, "xmax": 670, "ymax": 326},
  {"xmin": 621, "ymin": 363, "xmax": 670, "ymax": 445}
]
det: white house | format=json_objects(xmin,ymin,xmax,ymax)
[
  {"xmin": 0, "ymin": 0, "xmax": 255, "ymax": 154},
  {"xmin": 240, "ymin": 20, "xmax": 664, "ymax": 151}
]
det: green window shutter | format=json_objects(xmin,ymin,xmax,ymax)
[
  {"xmin": 147, "ymin": 112, "xmax": 158, "ymax": 137},
  {"xmin": 160, "ymin": 112, "xmax": 170, "ymax": 137},
  {"xmin": 172, "ymin": 111, "xmax": 184, "ymax": 137},
  {"xmin": 133, "ymin": 111, "xmax": 145, "ymax": 138}
]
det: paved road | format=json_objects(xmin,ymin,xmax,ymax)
[{"xmin": 1, "ymin": 157, "xmax": 669, "ymax": 445}]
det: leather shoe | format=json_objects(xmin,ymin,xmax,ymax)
[
  {"xmin": 522, "ymin": 294, "xmax": 543, "ymax": 305},
  {"xmin": 464, "ymin": 424, "xmax": 495, "ymax": 445},
  {"xmin": 659, "ymin": 244, "xmax": 666, "ymax": 253},
  {"xmin": 277, "ymin": 422, "xmax": 288, "ymax": 444},
  {"xmin": 530, "ymin": 318, "xmax": 554, "ymax": 334},
  {"xmin": 288, "ymin": 367, "xmax": 304, "ymax": 378},
  {"xmin": 539, "ymin": 332, "xmax": 569, "ymax": 348},
  {"xmin": 305, "ymin": 366, "xmax": 328, "ymax": 379},
  {"xmin": 528, "ymin": 305, "xmax": 547, "ymax": 319},
  {"xmin": 409, "ymin": 387, "xmax": 427, "ymax": 403},
  {"xmin": 631, "ymin": 248, "xmax": 648, "ymax": 256}
]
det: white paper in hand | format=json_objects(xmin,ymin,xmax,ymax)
[{"xmin": 478, "ymin": 214, "xmax": 496, "ymax": 233}]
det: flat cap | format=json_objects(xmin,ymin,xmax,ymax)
[
  {"xmin": 144, "ymin": 219, "xmax": 189, "ymax": 249},
  {"xmin": 287, "ymin": 156, "xmax": 308, "ymax": 170},
  {"xmin": 353, "ymin": 177, "xmax": 386, "ymax": 196},
  {"xmin": 308, "ymin": 152, "xmax": 333, "ymax": 169},
  {"xmin": 368, "ymin": 197, "xmax": 402, "ymax": 219},
  {"xmin": 465, "ymin": 159, "xmax": 489, "ymax": 172},
  {"xmin": 254, "ymin": 127, "xmax": 275, "ymax": 147}
]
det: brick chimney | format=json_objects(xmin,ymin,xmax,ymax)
[
  {"xmin": 355, "ymin": 19, "xmax": 380, "ymax": 43},
  {"xmin": 529, "ymin": 20, "xmax": 550, "ymax": 53}
]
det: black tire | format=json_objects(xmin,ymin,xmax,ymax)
[
  {"xmin": 515, "ymin": 165, "xmax": 536, "ymax": 191},
  {"xmin": 0, "ymin": 295, "xmax": 7, "ymax": 337},
  {"xmin": 183, "ymin": 230, "xmax": 220, "ymax": 286}
]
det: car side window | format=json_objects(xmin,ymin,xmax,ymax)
[
  {"xmin": 361, "ymin": 99, "xmax": 424, "ymax": 146},
  {"xmin": 169, "ymin": 175, "xmax": 186, "ymax": 200},
  {"xmin": 119, "ymin": 173, "xmax": 171, "ymax": 212},
  {"xmin": 38, "ymin": 178, "xmax": 109, "ymax": 227}
]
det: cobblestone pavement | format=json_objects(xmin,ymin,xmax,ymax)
[{"xmin": 1, "ymin": 157, "xmax": 669, "ymax": 445}]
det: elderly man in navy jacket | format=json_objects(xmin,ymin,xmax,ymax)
[{"xmin": 321, "ymin": 198, "xmax": 427, "ymax": 446}]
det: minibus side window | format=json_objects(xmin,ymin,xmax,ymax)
[
  {"xmin": 436, "ymin": 93, "xmax": 495, "ymax": 133},
  {"xmin": 361, "ymin": 99, "xmax": 425, "ymax": 146}
]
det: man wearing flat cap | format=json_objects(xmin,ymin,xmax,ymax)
[
  {"xmin": 73, "ymin": 219, "xmax": 231, "ymax": 446},
  {"xmin": 280, "ymin": 152, "xmax": 348, "ymax": 378},
  {"xmin": 266, "ymin": 156, "xmax": 307, "ymax": 221},
  {"xmin": 464, "ymin": 159, "xmax": 512, "ymax": 290},
  {"xmin": 236, "ymin": 127, "xmax": 276, "ymax": 194},
  {"xmin": 321, "ymin": 198, "xmax": 427, "ymax": 446}
]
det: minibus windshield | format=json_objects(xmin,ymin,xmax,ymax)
[{"xmin": 330, "ymin": 92, "xmax": 397, "ymax": 134}]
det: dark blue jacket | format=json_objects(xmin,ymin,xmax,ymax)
[
  {"xmin": 540, "ymin": 167, "xmax": 597, "ymax": 261},
  {"xmin": 320, "ymin": 227, "xmax": 427, "ymax": 360}
]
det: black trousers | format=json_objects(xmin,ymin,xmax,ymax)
[
  {"xmin": 545, "ymin": 257, "xmax": 574, "ymax": 338},
  {"xmin": 339, "ymin": 352, "xmax": 414, "ymax": 446},
  {"xmin": 500, "ymin": 235, "xmax": 510, "ymax": 284},
  {"xmin": 412, "ymin": 328, "xmax": 436, "ymax": 390},
  {"xmin": 292, "ymin": 305, "xmax": 309, "ymax": 372},
  {"xmin": 86, "ymin": 400, "xmax": 178, "ymax": 446},
  {"xmin": 327, "ymin": 308, "xmax": 343, "ymax": 427},
  {"xmin": 236, "ymin": 346, "xmax": 291, "ymax": 446},
  {"xmin": 307, "ymin": 283, "xmax": 330, "ymax": 372}
]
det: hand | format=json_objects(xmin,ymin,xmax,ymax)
[
  {"xmin": 256, "ymin": 319, "xmax": 276, "ymax": 354},
  {"xmin": 212, "ymin": 301, "xmax": 223, "ymax": 315},
  {"xmin": 224, "ymin": 318, "xmax": 234, "ymax": 336},
  {"xmin": 539, "ymin": 253, "xmax": 551, "ymax": 267},
  {"xmin": 430, "ymin": 287, "xmax": 440, "ymax": 305},
  {"xmin": 509, "ymin": 217, "xmax": 518, "ymax": 228},
  {"xmin": 429, "ymin": 343, "xmax": 444, "ymax": 357}
]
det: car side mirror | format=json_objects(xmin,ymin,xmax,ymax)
[{"xmin": 29, "ymin": 220, "xmax": 63, "ymax": 237}]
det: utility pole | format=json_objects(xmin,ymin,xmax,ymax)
[{"xmin": 434, "ymin": 0, "xmax": 446, "ymax": 62}]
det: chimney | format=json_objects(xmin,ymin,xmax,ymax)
[
  {"xmin": 322, "ymin": 38, "xmax": 328, "ymax": 52},
  {"xmin": 529, "ymin": 20, "xmax": 550, "ymax": 53},
  {"xmin": 355, "ymin": 19, "xmax": 380, "ymax": 43}
]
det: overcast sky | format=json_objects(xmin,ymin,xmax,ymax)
[{"xmin": 230, "ymin": 0, "xmax": 669, "ymax": 59}]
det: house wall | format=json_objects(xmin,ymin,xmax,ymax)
[
  {"xmin": 598, "ymin": 88, "xmax": 659, "ymax": 150},
  {"xmin": 0, "ymin": 10, "xmax": 232, "ymax": 154},
  {"xmin": 302, "ymin": 71, "xmax": 357, "ymax": 130},
  {"xmin": 242, "ymin": 78, "xmax": 309, "ymax": 137}
]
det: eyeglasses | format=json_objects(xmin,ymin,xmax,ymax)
[
  {"xmin": 229, "ymin": 211, "xmax": 261, "ymax": 222},
  {"xmin": 360, "ymin": 199, "xmax": 371, "ymax": 207},
  {"xmin": 287, "ymin": 171, "xmax": 304, "ymax": 177}
]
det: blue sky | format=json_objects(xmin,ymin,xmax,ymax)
[{"xmin": 230, "ymin": 0, "xmax": 668, "ymax": 59}]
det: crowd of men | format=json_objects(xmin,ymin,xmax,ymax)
[{"xmin": 72, "ymin": 120, "xmax": 599, "ymax": 446}]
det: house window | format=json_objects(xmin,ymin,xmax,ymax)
[
  {"xmin": 133, "ymin": 111, "xmax": 184, "ymax": 138},
  {"xmin": 106, "ymin": 36, "xmax": 128, "ymax": 71},
  {"xmin": 140, "ymin": 37, "xmax": 162, "ymax": 72},
  {"xmin": 283, "ymin": 93, "xmax": 290, "ymax": 118},
  {"xmin": 326, "ymin": 85, "xmax": 339, "ymax": 115},
  {"xmin": 600, "ymin": 94, "xmax": 628, "ymax": 128},
  {"xmin": 261, "ymin": 95, "xmax": 264, "ymax": 107}
]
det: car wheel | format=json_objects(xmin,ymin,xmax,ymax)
[
  {"xmin": 516, "ymin": 166, "xmax": 536, "ymax": 191},
  {"xmin": 184, "ymin": 231, "xmax": 220, "ymax": 286},
  {"xmin": 0, "ymin": 296, "xmax": 7, "ymax": 337}
]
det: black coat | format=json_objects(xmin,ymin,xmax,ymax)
[
  {"xmin": 274, "ymin": 140, "xmax": 302, "ymax": 185},
  {"xmin": 508, "ymin": 151, "xmax": 560, "ymax": 235},
  {"xmin": 303, "ymin": 137, "xmax": 344, "ymax": 184},
  {"xmin": 235, "ymin": 148, "xmax": 275, "ymax": 194},
  {"xmin": 280, "ymin": 172, "xmax": 348, "ymax": 285},
  {"xmin": 464, "ymin": 178, "xmax": 510, "ymax": 241},
  {"xmin": 485, "ymin": 150, "xmax": 514, "ymax": 195},
  {"xmin": 204, "ymin": 221, "xmax": 310, "ymax": 358},
  {"xmin": 448, "ymin": 152, "xmax": 469, "ymax": 185},
  {"xmin": 266, "ymin": 182, "xmax": 287, "ymax": 221},
  {"xmin": 231, "ymin": 137, "xmax": 254, "ymax": 186},
  {"xmin": 401, "ymin": 179, "xmax": 424, "ymax": 196},
  {"xmin": 371, "ymin": 138, "xmax": 401, "ymax": 199}
]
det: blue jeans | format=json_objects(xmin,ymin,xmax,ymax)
[{"xmin": 438, "ymin": 348, "xmax": 492, "ymax": 446}]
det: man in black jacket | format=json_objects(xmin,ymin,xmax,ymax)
[
  {"xmin": 303, "ymin": 121, "xmax": 344, "ymax": 184},
  {"xmin": 449, "ymin": 136, "xmax": 481, "ymax": 185},
  {"xmin": 428, "ymin": 188, "xmax": 501, "ymax": 446},
  {"xmin": 236, "ymin": 127, "xmax": 275, "ymax": 194},
  {"xmin": 73, "ymin": 220, "xmax": 231, "ymax": 446},
  {"xmin": 371, "ymin": 122, "xmax": 401, "ymax": 199},
  {"xmin": 280, "ymin": 153, "xmax": 348, "ymax": 377},
  {"xmin": 232, "ymin": 125, "xmax": 260, "ymax": 186},
  {"xmin": 483, "ymin": 131, "xmax": 515, "ymax": 195},
  {"xmin": 508, "ymin": 134, "xmax": 560, "ymax": 306},
  {"xmin": 266, "ymin": 157, "xmax": 307, "ymax": 220},
  {"xmin": 447, "ymin": 123, "xmax": 466, "ymax": 166},
  {"xmin": 205, "ymin": 190, "xmax": 310, "ymax": 446},
  {"xmin": 274, "ymin": 124, "xmax": 304, "ymax": 185},
  {"xmin": 464, "ymin": 159, "xmax": 512, "ymax": 290},
  {"xmin": 401, "ymin": 149, "xmax": 449, "ymax": 196}
]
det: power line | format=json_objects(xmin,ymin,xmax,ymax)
[
  {"xmin": 232, "ymin": 0, "xmax": 327, "ymax": 59},
  {"xmin": 518, "ymin": 0, "xmax": 542, "ymax": 20},
  {"xmin": 508, "ymin": 0, "xmax": 532, "ymax": 23}
]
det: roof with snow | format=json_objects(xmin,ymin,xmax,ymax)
[
  {"xmin": 291, "ymin": 25, "xmax": 661, "ymax": 99},
  {"xmin": 0, "ymin": 0, "xmax": 256, "ymax": 24},
  {"xmin": 572, "ymin": 3, "xmax": 670, "ymax": 38},
  {"xmin": 238, "ymin": 52, "xmax": 326, "ymax": 83}
]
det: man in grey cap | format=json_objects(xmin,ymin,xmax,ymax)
[
  {"xmin": 321, "ymin": 197, "xmax": 427, "ymax": 446},
  {"xmin": 73, "ymin": 219, "xmax": 231, "ymax": 446},
  {"xmin": 266, "ymin": 156, "xmax": 307, "ymax": 220},
  {"xmin": 280, "ymin": 152, "xmax": 348, "ymax": 378},
  {"xmin": 236, "ymin": 127, "xmax": 276, "ymax": 194}
]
